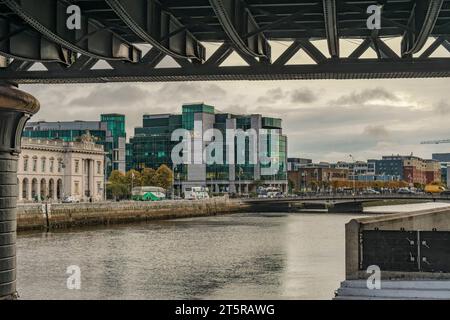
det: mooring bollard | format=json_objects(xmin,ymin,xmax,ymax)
[{"xmin": 0, "ymin": 83, "xmax": 39, "ymax": 300}]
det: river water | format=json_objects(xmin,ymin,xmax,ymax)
[{"xmin": 16, "ymin": 212, "xmax": 365, "ymax": 300}]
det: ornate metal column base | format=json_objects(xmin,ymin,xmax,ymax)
[{"xmin": 0, "ymin": 84, "xmax": 39, "ymax": 300}]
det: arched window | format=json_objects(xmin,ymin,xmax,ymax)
[
  {"xmin": 48, "ymin": 179, "xmax": 55, "ymax": 200},
  {"xmin": 31, "ymin": 179, "xmax": 38, "ymax": 199},
  {"xmin": 40, "ymin": 179, "xmax": 47, "ymax": 200},
  {"xmin": 22, "ymin": 178, "xmax": 29, "ymax": 199},
  {"xmin": 57, "ymin": 179, "xmax": 63, "ymax": 200}
]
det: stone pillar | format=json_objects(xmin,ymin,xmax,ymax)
[
  {"xmin": 0, "ymin": 84, "xmax": 39, "ymax": 300},
  {"xmin": 17, "ymin": 179, "xmax": 22, "ymax": 202},
  {"xmin": 89, "ymin": 159, "xmax": 94, "ymax": 200}
]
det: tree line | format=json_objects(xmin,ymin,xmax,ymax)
[{"xmin": 107, "ymin": 165, "xmax": 174, "ymax": 200}]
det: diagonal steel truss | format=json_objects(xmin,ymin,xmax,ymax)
[{"xmin": 1, "ymin": 0, "xmax": 450, "ymax": 83}]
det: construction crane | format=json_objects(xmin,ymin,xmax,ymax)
[{"xmin": 421, "ymin": 139, "xmax": 450, "ymax": 145}]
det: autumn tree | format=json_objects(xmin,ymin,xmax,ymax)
[
  {"xmin": 156, "ymin": 165, "xmax": 174, "ymax": 190},
  {"xmin": 125, "ymin": 169, "xmax": 142, "ymax": 189},
  {"xmin": 107, "ymin": 170, "xmax": 129, "ymax": 200},
  {"xmin": 142, "ymin": 168, "xmax": 157, "ymax": 186}
]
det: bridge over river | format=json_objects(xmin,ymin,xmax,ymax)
[{"xmin": 243, "ymin": 194, "xmax": 450, "ymax": 213}]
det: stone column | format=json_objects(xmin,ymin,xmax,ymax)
[
  {"xmin": 89, "ymin": 159, "xmax": 95, "ymax": 200},
  {"xmin": 0, "ymin": 84, "xmax": 39, "ymax": 300},
  {"xmin": 17, "ymin": 179, "xmax": 22, "ymax": 202}
]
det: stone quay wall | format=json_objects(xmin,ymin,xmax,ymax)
[{"xmin": 16, "ymin": 198, "xmax": 248, "ymax": 232}]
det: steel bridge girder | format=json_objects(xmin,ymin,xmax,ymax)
[
  {"xmin": 105, "ymin": 0, "xmax": 205, "ymax": 61},
  {"xmin": 401, "ymin": 0, "xmax": 444, "ymax": 56},
  {"xmin": 4, "ymin": 0, "xmax": 141, "ymax": 62},
  {"xmin": 209, "ymin": 0, "xmax": 271, "ymax": 61},
  {"xmin": 0, "ymin": 18, "xmax": 74, "ymax": 65},
  {"xmin": 323, "ymin": 0, "xmax": 339, "ymax": 58}
]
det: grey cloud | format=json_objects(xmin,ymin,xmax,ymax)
[
  {"xmin": 282, "ymin": 104, "xmax": 422, "ymax": 132},
  {"xmin": 257, "ymin": 88, "xmax": 284, "ymax": 103},
  {"xmin": 256, "ymin": 87, "xmax": 319, "ymax": 104},
  {"xmin": 332, "ymin": 87, "xmax": 400, "ymax": 106},
  {"xmin": 435, "ymin": 100, "xmax": 450, "ymax": 115},
  {"xmin": 220, "ymin": 104, "xmax": 250, "ymax": 115},
  {"xmin": 363, "ymin": 125, "xmax": 391, "ymax": 139},
  {"xmin": 69, "ymin": 84, "xmax": 149, "ymax": 107},
  {"xmin": 291, "ymin": 88, "xmax": 318, "ymax": 104},
  {"xmin": 156, "ymin": 83, "xmax": 227, "ymax": 102}
]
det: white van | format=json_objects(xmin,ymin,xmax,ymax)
[{"xmin": 184, "ymin": 187, "xmax": 210, "ymax": 200}]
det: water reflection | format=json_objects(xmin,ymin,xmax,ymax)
[{"xmin": 17, "ymin": 213, "xmax": 360, "ymax": 300}]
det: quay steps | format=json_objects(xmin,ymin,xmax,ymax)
[{"xmin": 334, "ymin": 280, "xmax": 450, "ymax": 300}]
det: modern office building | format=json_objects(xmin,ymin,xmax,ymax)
[
  {"xmin": 334, "ymin": 161, "xmax": 376, "ymax": 180},
  {"xmin": 18, "ymin": 136, "xmax": 105, "ymax": 202},
  {"xmin": 129, "ymin": 103, "xmax": 288, "ymax": 194},
  {"xmin": 23, "ymin": 114, "xmax": 126, "ymax": 177},
  {"xmin": 370, "ymin": 155, "xmax": 441, "ymax": 185}
]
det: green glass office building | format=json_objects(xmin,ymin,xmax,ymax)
[{"xmin": 129, "ymin": 103, "xmax": 288, "ymax": 194}]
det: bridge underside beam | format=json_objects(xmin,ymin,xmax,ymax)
[
  {"xmin": 4, "ymin": 58, "xmax": 450, "ymax": 83},
  {"xmin": 401, "ymin": 0, "xmax": 444, "ymax": 56},
  {"xmin": 323, "ymin": 0, "xmax": 339, "ymax": 58},
  {"xmin": 105, "ymin": 0, "xmax": 205, "ymax": 61},
  {"xmin": 209, "ymin": 0, "xmax": 271, "ymax": 61},
  {"xmin": 3, "ymin": 0, "xmax": 141, "ymax": 62},
  {"xmin": 0, "ymin": 18, "xmax": 75, "ymax": 65}
]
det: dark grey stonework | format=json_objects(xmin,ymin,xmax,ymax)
[{"xmin": 0, "ymin": 85, "xmax": 39, "ymax": 300}]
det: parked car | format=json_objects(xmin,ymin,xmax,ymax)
[
  {"xmin": 398, "ymin": 188, "xmax": 415, "ymax": 195},
  {"xmin": 62, "ymin": 196, "xmax": 80, "ymax": 203},
  {"xmin": 364, "ymin": 188, "xmax": 380, "ymax": 195}
]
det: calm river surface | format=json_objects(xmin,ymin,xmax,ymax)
[{"xmin": 17, "ymin": 212, "xmax": 366, "ymax": 300}]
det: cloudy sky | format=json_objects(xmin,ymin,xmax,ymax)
[{"xmin": 21, "ymin": 39, "xmax": 450, "ymax": 163}]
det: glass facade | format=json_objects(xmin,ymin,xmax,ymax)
[
  {"xmin": 130, "ymin": 115, "xmax": 176, "ymax": 170},
  {"xmin": 23, "ymin": 114, "xmax": 126, "ymax": 177},
  {"xmin": 182, "ymin": 103, "xmax": 215, "ymax": 130},
  {"xmin": 23, "ymin": 128, "xmax": 107, "ymax": 142},
  {"xmin": 128, "ymin": 104, "xmax": 288, "ymax": 192}
]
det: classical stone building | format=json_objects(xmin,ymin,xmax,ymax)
[{"xmin": 17, "ymin": 135, "xmax": 105, "ymax": 202}]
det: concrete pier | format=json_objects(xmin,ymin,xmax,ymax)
[
  {"xmin": 0, "ymin": 84, "xmax": 39, "ymax": 300},
  {"xmin": 336, "ymin": 207, "xmax": 450, "ymax": 299}
]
